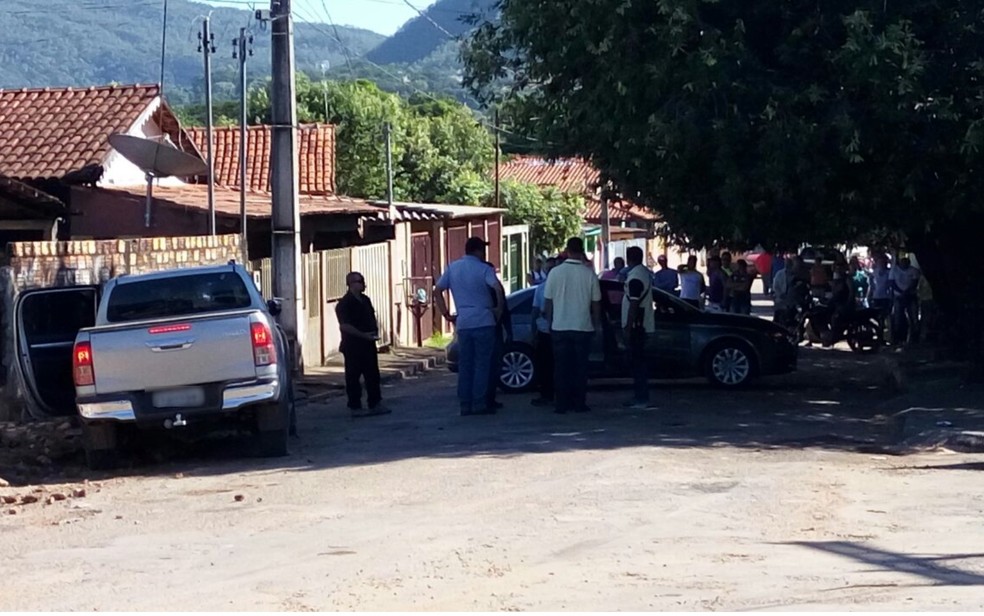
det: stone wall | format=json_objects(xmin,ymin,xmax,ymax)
[{"xmin": 0, "ymin": 235, "xmax": 242, "ymax": 421}]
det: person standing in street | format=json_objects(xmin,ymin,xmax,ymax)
[
  {"xmin": 678, "ymin": 254, "xmax": 706, "ymax": 308},
  {"xmin": 434, "ymin": 237, "xmax": 505, "ymax": 416},
  {"xmin": 652, "ymin": 254, "xmax": 680, "ymax": 295},
  {"xmin": 530, "ymin": 256, "xmax": 557, "ymax": 406},
  {"xmin": 336, "ymin": 271, "xmax": 391, "ymax": 417},
  {"xmin": 544, "ymin": 237, "xmax": 602, "ymax": 414},
  {"xmin": 622, "ymin": 246, "xmax": 656, "ymax": 409}
]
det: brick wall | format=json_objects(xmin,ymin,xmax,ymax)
[{"xmin": 0, "ymin": 234, "xmax": 242, "ymax": 421}]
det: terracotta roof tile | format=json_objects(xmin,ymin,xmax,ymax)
[
  {"xmin": 185, "ymin": 124, "xmax": 336, "ymax": 195},
  {"xmin": 583, "ymin": 197, "xmax": 659, "ymax": 223},
  {"xmin": 497, "ymin": 155, "xmax": 601, "ymax": 194},
  {"xmin": 0, "ymin": 84, "xmax": 162, "ymax": 180},
  {"xmin": 93, "ymin": 184, "xmax": 376, "ymax": 219}
]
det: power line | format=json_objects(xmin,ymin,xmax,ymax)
[
  {"xmin": 400, "ymin": 0, "xmax": 457, "ymax": 40},
  {"xmin": 291, "ymin": 10, "xmax": 546, "ymax": 145},
  {"xmin": 316, "ymin": 0, "xmax": 354, "ymax": 75}
]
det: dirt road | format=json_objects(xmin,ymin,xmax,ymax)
[{"xmin": 1, "ymin": 349, "xmax": 983, "ymax": 611}]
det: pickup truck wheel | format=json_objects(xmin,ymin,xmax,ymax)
[
  {"xmin": 82, "ymin": 423, "xmax": 120, "ymax": 471},
  {"xmin": 254, "ymin": 400, "xmax": 289, "ymax": 457}
]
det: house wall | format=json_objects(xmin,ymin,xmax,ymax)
[
  {"xmin": 70, "ymin": 186, "xmax": 240, "ymax": 239},
  {"xmin": 100, "ymin": 98, "xmax": 188, "ymax": 188},
  {"xmin": 0, "ymin": 234, "xmax": 242, "ymax": 421}
]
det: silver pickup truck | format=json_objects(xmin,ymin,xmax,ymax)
[{"xmin": 71, "ymin": 263, "xmax": 294, "ymax": 469}]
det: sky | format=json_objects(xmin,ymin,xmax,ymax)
[{"xmin": 204, "ymin": 0, "xmax": 441, "ymax": 36}]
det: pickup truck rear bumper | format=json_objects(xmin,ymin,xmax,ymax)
[{"xmin": 77, "ymin": 378, "xmax": 280, "ymax": 423}]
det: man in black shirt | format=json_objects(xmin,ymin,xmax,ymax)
[{"xmin": 335, "ymin": 271, "xmax": 391, "ymax": 417}]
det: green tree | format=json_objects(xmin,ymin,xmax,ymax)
[
  {"xmin": 464, "ymin": 1, "xmax": 984, "ymax": 360},
  {"xmin": 237, "ymin": 77, "xmax": 495, "ymax": 202},
  {"xmin": 488, "ymin": 180, "xmax": 582, "ymax": 254}
]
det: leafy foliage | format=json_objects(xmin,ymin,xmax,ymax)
[
  {"xmin": 227, "ymin": 75, "xmax": 495, "ymax": 203},
  {"xmin": 463, "ymin": 0, "xmax": 984, "ymax": 358},
  {"xmin": 463, "ymin": 1, "xmax": 984, "ymax": 251}
]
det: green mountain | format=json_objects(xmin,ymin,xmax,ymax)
[
  {"xmin": 0, "ymin": 0, "xmax": 383, "ymax": 105},
  {"xmin": 366, "ymin": 0, "xmax": 496, "ymax": 65}
]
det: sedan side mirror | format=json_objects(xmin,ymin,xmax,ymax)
[{"xmin": 267, "ymin": 298, "xmax": 283, "ymax": 316}]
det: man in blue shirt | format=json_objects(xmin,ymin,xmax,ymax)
[
  {"xmin": 435, "ymin": 237, "xmax": 505, "ymax": 416},
  {"xmin": 652, "ymin": 254, "xmax": 680, "ymax": 295}
]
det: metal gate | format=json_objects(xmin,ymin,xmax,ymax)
[{"xmin": 352, "ymin": 242, "xmax": 392, "ymax": 347}]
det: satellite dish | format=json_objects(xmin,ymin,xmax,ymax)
[
  {"xmin": 109, "ymin": 134, "xmax": 207, "ymax": 178},
  {"xmin": 108, "ymin": 134, "xmax": 209, "ymax": 228}
]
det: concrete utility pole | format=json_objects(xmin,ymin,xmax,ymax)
[
  {"xmin": 270, "ymin": 0, "xmax": 303, "ymax": 372},
  {"xmin": 494, "ymin": 108, "xmax": 500, "ymax": 209},
  {"xmin": 198, "ymin": 17, "xmax": 217, "ymax": 236},
  {"xmin": 384, "ymin": 122, "xmax": 395, "ymax": 220},
  {"xmin": 234, "ymin": 27, "xmax": 253, "ymax": 262}
]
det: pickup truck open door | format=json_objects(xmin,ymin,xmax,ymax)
[{"xmin": 14, "ymin": 286, "xmax": 99, "ymax": 418}]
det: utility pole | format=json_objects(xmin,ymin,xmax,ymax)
[
  {"xmin": 383, "ymin": 122, "xmax": 395, "ymax": 220},
  {"xmin": 601, "ymin": 189, "xmax": 612, "ymax": 269},
  {"xmin": 198, "ymin": 17, "xmax": 217, "ymax": 236},
  {"xmin": 233, "ymin": 27, "xmax": 253, "ymax": 262},
  {"xmin": 270, "ymin": 0, "xmax": 303, "ymax": 372},
  {"xmin": 493, "ymin": 109, "xmax": 500, "ymax": 209}
]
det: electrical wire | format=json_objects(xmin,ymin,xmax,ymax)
[
  {"xmin": 400, "ymin": 0, "xmax": 458, "ymax": 40},
  {"xmin": 292, "ymin": 10, "xmax": 545, "ymax": 144},
  {"xmin": 317, "ymin": 0, "xmax": 355, "ymax": 76}
]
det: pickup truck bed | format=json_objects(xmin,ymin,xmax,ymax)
[{"xmin": 71, "ymin": 264, "xmax": 294, "ymax": 469}]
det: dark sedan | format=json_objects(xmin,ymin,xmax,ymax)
[{"xmin": 447, "ymin": 279, "xmax": 797, "ymax": 392}]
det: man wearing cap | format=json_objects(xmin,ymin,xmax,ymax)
[{"xmin": 435, "ymin": 237, "xmax": 505, "ymax": 416}]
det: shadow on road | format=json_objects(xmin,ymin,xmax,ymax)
[
  {"xmin": 783, "ymin": 541, "xmax": 984, "ymax": 586},
  {"xmin": 7, "ymin": 344, "xmax": 983, "ymax": 486}
]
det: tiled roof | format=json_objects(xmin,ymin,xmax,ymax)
[
  {"xmin": 94, "ymin": 184, "xmax": 377, "ymax": 219},
  {"xmin": 0, "ymin": 84, "xmax": 168, "ymax": 180},
  {"xmin": 497, "ymin": 156, "xmax": 601, "ymax": 194},
  {"xmin": 185, "ymin": 124, "xmax": 336, "ymax": 195},
  {"xmin": 583, "ymin": 197, "xmax": 660, "ymax": 223},
  {"xmin": 0, "ymin": 174, "xmax": 66, "ymax": 217}
]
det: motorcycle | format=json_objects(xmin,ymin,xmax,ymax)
[{"xmin": 790, "ymin": 295, "xmax": 882, "ymax": 353}]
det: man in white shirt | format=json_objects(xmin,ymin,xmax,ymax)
[
  {"xmin": 868, "ymin": 255, "xmax": 893, "ymax": 341},
  {"xmin": 771, "ymin": 257, "xmax": 797, "ymax": 327},
  {"xmin": 530, "ymin": 257, "xmax": 557, "ymax": 406},
  {"xmin": 544, "ymin": 237, "xmax": 602, "ymax": 414},
  {"xmin": 678, "ymin": 254, "xmax": 706, "ymax": 308},
  {"xmin": 622, "ymin": 246, "xmax": 656, "ymax": 409},
  {"xmin": 890, "ymin": 256, "xmax": 921, "ymax": 345}
]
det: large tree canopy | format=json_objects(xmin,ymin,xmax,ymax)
[{"xmin": 463, "ymin": 0, "xmax": 984, "ymax": 357}]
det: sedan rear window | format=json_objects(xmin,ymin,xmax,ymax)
[{"xmin": 106, "ymin": 272, "xmax": 252, "ymax": 323}]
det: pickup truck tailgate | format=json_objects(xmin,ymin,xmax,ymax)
[{"xmin": 89, "ymin": 315, "xmax": 257, "ymax": 394}]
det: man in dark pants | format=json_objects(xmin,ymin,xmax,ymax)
[
  {"xmin": 335, "ymin": 271, "xmax": 391, "ymax": 418},
  {"xmin": 621, "ymin": 246, "xmax": 656, "ymax": 409},
  {"xmin": 544, "ymin": 238, "xmax": 601, "ymax": 414}
]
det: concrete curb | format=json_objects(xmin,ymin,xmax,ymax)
[{"xmin": 295, "ymin": 350, "xmax": 447, "ymax": 405}]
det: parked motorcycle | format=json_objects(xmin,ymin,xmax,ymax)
[{"xmin": 788, "ymin": 294, "xmax": 882, "ymax": 354}]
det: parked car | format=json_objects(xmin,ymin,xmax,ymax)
[
  {"xmin": 447, "ymin": 280, "xmax": 797, "ymax": 392},
  {"xmin": 15, "ymin": 263, "xmax": 295, "ymax": 469}
]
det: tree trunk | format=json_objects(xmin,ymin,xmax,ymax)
[{"xmin": 910, "ymin": 223, "xmax": 984, "ymax": 375}]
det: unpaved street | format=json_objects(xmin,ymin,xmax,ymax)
[{"xmin": 2, "ymin": 349, "xmax": 983, "ymax": 611}]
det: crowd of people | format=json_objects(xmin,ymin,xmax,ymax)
[
  {"xmin": 333, "ymin": 236, "xmax": 933, "ymax": 419},
  {"xmin": 769, "ymin": 251, "xmax": 929, "ymax": 348}
]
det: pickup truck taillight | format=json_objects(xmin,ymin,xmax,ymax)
[
  {"xmin": 251, "ymin": 322, "xmax": 275, "ymax": 366},
  {"xmin": 73, "ymin": 341, "xmax": 95, "ymax": 387}
]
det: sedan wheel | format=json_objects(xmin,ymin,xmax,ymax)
[
  {"xmin": 709, "ymin": 345, "xmax": 753, "ymax": 387},
  {"xmin": 500, "ymin": 346, "xmax": 536, "ymax": 393}
]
